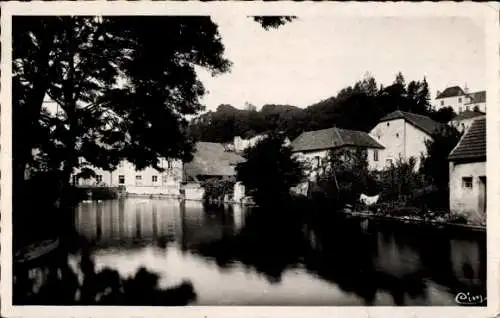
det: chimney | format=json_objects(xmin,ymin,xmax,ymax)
[{"xmin": 464, "ymin": 83, "xmax": 469, "ymax": 94}]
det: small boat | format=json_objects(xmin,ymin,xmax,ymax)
[{"xmin": 15, "ymin": 238, "xmax": 60, "ymax": 264}]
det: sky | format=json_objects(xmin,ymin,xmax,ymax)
[{"xmin": 195, "ymin": 15, "xmax": 486, "ymax": 112}]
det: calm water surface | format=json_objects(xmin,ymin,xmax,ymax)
[{"xmin": 70, "ymin": 198, "xmax": 486, "ymax": 306}]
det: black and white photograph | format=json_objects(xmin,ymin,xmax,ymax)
[{"xmin": 1, "ymin": 2, "xmax": 499, "ymax": 317}]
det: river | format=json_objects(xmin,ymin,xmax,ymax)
[{"xmin": 55, "ymin": 197, "xmax": 485, "ymax": 306}]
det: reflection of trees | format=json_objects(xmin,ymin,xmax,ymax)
[
  {"xmin": 194, "ymin": 206, "xmax": 309, "ymax": 284},
  {"xmin": 14, "ymin": 247, "xmax": 197, "ymax": 306},
  {"xmin": 304, "ymin": 217, "xmax": 428, "ymax": 306},
  {"xmin": 194, "ymin": 206, "xmax": 432, "ymax": 305}
]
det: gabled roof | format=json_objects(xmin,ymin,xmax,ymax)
[
  {"xmin": 291, "ymin": 127, "xmax": 384, "ymax": 153},
  {"xmin": 465, "ymin": 91, "xmax": 486, "ymax": 105},
  {"xmin": 448, "ymin": 117, "xmax": 486, "ymax": 162},
  {"xmin": 184, "ymin": 142, "xmax": 246, "ymax": 178},
  {"xmin": 452, "ymin": 110, "xmax": 485, "ymax": 121},
  {"xmin": 379, "ymin": 110, "xmax": 442, "ymax": 136},
  {"xmin": 436, "ymin": 86, "xmax": 466, "ymax": 99}
]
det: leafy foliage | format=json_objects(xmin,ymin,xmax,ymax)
[
  {"xmin": 236, "ymin": 133, "xmax": 304, "ymax": 205},
  {"xmin": 313, "ymin": 148, "xmax": 379, "ymax": 206},
  {"xmin": 419, "ymin": 124, "xmax": 463, "ymax": 209},
  {"xmin": 190, "ymin": 72, "xmax": 445, "ymax": 143},
  {"xmin": 202, "ymin": 178, "xmax": 236, "ymax": 202},
  {"xmin": 252, "ymin": 16, "xmax": 297, "ymax": 30},
  {"xmin": 379, "ymin": 157, "xmax": 425, "ymax": 203}
]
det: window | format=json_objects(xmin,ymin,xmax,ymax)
[
  {"xmin": 136, "ymin": 175, "xmax": 142, "ymax": 180},
  {"xmin": 119, "ymin": 161, "xmax": 124, "ymax": 168},
  {"xmin": 387, "ymin": 122, "xmax": 390, "ymax": 127},
  {"xmin": 96, "ymin": 175, "xmax": 103, "ymax": 183},
  {"xmin": 118, "ymin": 175, "xmax": 125, "ymax": 184},
  {"xmin": 459, "ymin": 106, "xmax": 463, "ymax": 113},
  {"xmin": 396, "ymin": 133, "xmax": 399, "ymax": 138},
  {"xmin": 152, "ymin": 175, "xmax": 158, "ymax": 182},
  {"xmin": 462, "ymin": 177, "xmax": 473, "ymax": 189},
  {"xmin": 458, "ymin": 97, "xmax": 462, "ymax": 103},
  {"xmin": 162, "ymin": 174, "xmax": 168, "ymax": 184},
  {"xmin": 440, "ymin": 101, "xmax": 444, "ymax": 106},
  {"xmin": 167, "ymin": 159, "xmax": 173, "ymax": 169},
  {"xmin": 373, "ymin": 150, "xmax": 379, "ymax": 162},
  {"xmin": 465, "ymin": 106, "xmax": 470, "ymax": 111}
]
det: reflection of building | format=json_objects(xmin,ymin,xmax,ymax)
[
  {"xmin": 368, "ymin": 111, "xmax": 441, "ymax": 171},
  {"xmin": 448, "ymin": 117, "xmax": 486, "ymax": 223},
  {"xmin": 449, "ymin": 238, "xmax": 482, "ymax": 285},
  {"xmin": 75, "ymin": 199, "xmax": 184, "ymax": 245},
  {"xmin": 74, "ymin": 199, "xmax": 248, "ymax": 250}
]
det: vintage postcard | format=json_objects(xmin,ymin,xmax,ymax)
[{"xmin": 1, "ymin": 1, "xmax": 499, "ymax": 318}]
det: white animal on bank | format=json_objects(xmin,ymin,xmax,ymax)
[{"xmin": 359, "ymin": 193, "xmax": 380, "ymax": 206}]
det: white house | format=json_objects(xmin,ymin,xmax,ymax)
[
  {"xmin": 432, "ymin": 85, "xmax": 487, "ymax": 114},
  {"xmin": 368, "ymin": 110, "xmax": 442, "ymax": 171},
  {"xmin": 290, "ymin": 126, "xmax": 385, "ymax": 181},
  {"xmin": 448, "ymin": 117, "xmax": 486, "ymax": 224},
  {"xmin": 449, "ymin": 110, "xmax": 486, "ymax": 134},
  {"xmin": 464, "ymin": 91, "xmax": 487, "ymax": 113},
  {"xmin": 72, "ymin": 157, "xmax": 183, "ymax": 196}
]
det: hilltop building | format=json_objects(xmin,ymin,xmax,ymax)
[{"xmin": 432, "ymin": 85, "xmax": 486, "ymax": 113}]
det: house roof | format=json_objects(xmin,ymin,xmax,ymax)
[
  {"xmin": 436, "ymin": 86, "xmax": 466, "ymax": 99},
  {"xmin": 291, "ymin": 127, "xmax": 384, "ymax": 153},
  {"xmin": 452, "ymin": 110, "xmax": 485, "ymax": 121},
  {"xmin": 184, "ymin": 142, "xmax": 246, "ymax": 179},
  {"xmin": 465, "ymin": 91, "xmax": 486, "ymax": 105},
  {"xmin": 379, "ymin": 110, "xmax": 442, "ymax": 136},
  {"xmin": 448, "ymin": 117, "xmax": 486, "ymax": 162}
]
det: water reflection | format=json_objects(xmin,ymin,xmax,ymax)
[{"xmin": 15, "ymin": 199, "xmax": 486, "ymax": 306}]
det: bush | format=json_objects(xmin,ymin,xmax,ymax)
[
  {"xmin": 448, "ymin": 214, "xmax": 468, "ymax": 224},
  {"xmin": 202, "ymin": 178, "xmax": 235, "ymax": 202}
]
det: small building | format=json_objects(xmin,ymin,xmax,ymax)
[
  {"xmin": 448, "ymin": 117, "xmax": 486, "ymax": 223},
  {"xmin": 433, "ymin": 86, "xmax": 469, "ymax": 113},
  {"xmin": 449, "ymin": 110, "xmax": 486, "ymax": 134},
  {"xmin": 183, "ymin": 142, "xmax": 247, "ymax": 202},
  {"xmin": 291, "ymin": 126, "xmax": 384, "ymax": 180},
  {"xmin": 183, "ymin": 142, "xmax": 246, "ymax": 182},
  {"xmin": 433, "ymin": 85, "xmax": 487, "ymax": 114},
  {"xmin": 368, "ymin": 110, "xmax": 442, "ymax": 171}
]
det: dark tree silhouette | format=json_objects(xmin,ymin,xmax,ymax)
[{"xmin": 236, "ymin": 133, "xmax": 304, "ymax": 206}]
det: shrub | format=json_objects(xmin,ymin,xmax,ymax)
[
  {"xmin": 202, "ymin": 178, "xmax": 235, "ymax": 202},
  {"xmin": 448, "ymin": 214, "xmax": 468, "ymax": 224}
]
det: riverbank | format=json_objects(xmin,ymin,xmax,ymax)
[{"xmin": 342, "ymin": 210, "xmax": 486, "ymax": 232}]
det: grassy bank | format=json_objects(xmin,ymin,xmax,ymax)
[{"xmin": 341, "ymin": 209, "xmax": 486, "ymax": 232}]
